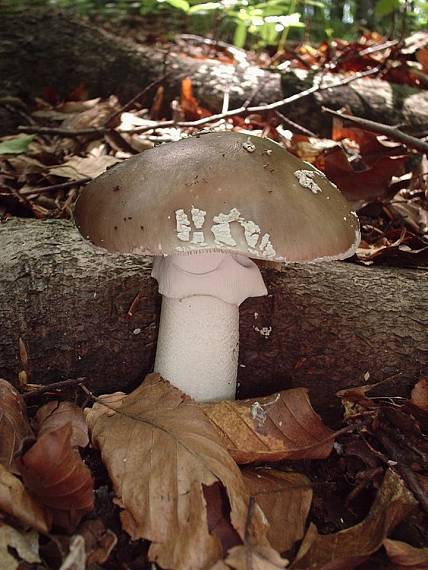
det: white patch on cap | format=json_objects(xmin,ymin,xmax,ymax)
[
  {"xmin": 175, "ymin": 209, "xmax": 191, "ymax": 241},
  {"xmin": 240, "ymin": 219, "xmax": 260, "ymax": 248},
  {"xmin": 211, "ymin": 208, "xmax": 241, "ymax": 246},
  {"xmin": 191, "ymin": 207, "xmax": 206, "ymax": 229},
  {"xmin": 191, "ymin": 231, "xmax": 207, "ymax": 245},
  {"xmin": 259, "ymin": 233, "xmax": 276, "ymax": 258},
  {"xmin": 294, "ymin": 169, "xmax": 323, "ymax": 194},
  {"xmin": 243, "ymin": 138, "xmax": 256, "ymax": 153}
]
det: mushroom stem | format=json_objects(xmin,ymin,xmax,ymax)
[
  {"xmin": 154, "ymin": 295, "xmax": 239, "ymax": 401},
  {"xmin": 151, "ymin": 252, "xmax": 267, "ymax": 401}
]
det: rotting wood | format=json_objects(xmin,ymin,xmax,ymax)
[{"xmin": 0, "ymin": 219, "xmax": 426, "ymax": 418}]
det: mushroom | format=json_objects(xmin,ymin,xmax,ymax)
[{"xmin": 74, "ymin": 131, "xmax": 360, "ymax": 401}]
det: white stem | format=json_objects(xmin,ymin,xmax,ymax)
[
  {"xmin": 154, "ymin": 295, "xmax": 239, "ymax": 401},
  {"xmin": 151, "ymin": 252, "xmax": 267, "ymax": 401}
]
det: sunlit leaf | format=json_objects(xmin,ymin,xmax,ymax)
[
  {"xmin": 189, "ymin": 2, "xmax": 222, "ymax": 13},
  {"xmin": 162, "ymin": 0, "xmax": 190, "ymax": 12}
]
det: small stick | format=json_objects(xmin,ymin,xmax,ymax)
[
  {"xmin": 322, "ymin": 106, "xmax": 428, "ymax": 154},
  {"xmin": 22, "ymin": 377, "xmax": 88, "ymax": 399},
  {"xmin": 20, "ymin": 177, "xmax": 91, "ymax": 195}
]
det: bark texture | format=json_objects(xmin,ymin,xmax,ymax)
[
  {"xmin": 1, "ymin": 219, "xmax": 427, "ymax": 418},
  {"xmin": 2, "ymin": 6, "xmax": 428, "ymax": 136}
]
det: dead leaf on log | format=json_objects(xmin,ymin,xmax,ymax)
[
  {"xmin": 35, "ymin": 401, "xmax": 89, "ymax": 448},
  {"xmin": 19, "ymin": 423, "xmax": 94, "ymax": 532},
  {"xmin": 85, "ymin": 374, "xmax": 268, "ymax": 570},
  {"xmin": 411, "ymin": 379, "xmax": 428, "ymax": 412},
  {"xmin": 0, "ymin": 378, "xmax": 33, "ymax": 472},
  {"xmin": 212, "ymin": 544, "xmax": 289, "ymax": 569},
  {"xmin": 291, "ymin": 469, "xmax": 417, "ymax": 570},
  {"xmin": 319, "ymin": 146, "xmax": 406, "ymax": 202},
  {"xmin": 201, "ymin": 389, "xmax": 334, "ymax": 464},
  {"xmin": 0, "ymin": 523, "xmax": 41, "ymax": 569},
  {"xmin": 0, "ymin": 463, "xmax": 50, "ymax": 533},
  {"xmin": 383, "ymin": 538, "xmax": 428, "ymax": 568},
  {"xmin": 180, "ymin": 78, "xmax": 211, "ymax": 120},
  {"xmin": 243, "ymin": 468, "xmax": 313, "ymax": 553}
]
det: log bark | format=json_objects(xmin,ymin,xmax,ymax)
[
  {"xmin": 1, "ymin": 219, "xmax": 427, "ymax": 419},
  {"xmin": 1, "ymin": 6, "xmax": 428, "ymax": 136}
]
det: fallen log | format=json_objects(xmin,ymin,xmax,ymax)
[
  {"xmin": 0, "ymin": 219, "xmax": 426, "ymax": 418},
  {"xmin": 1, "ymin": 6, "xmax": 428, "ymax": 136}
]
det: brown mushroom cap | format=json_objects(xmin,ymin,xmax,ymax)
[{"xmin": 74, "ymin": 131, "xmax": 359, "ymax": 262}]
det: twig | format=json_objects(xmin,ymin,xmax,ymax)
[
  {"xmin": 274, "ymin": 110, "xmax": 317, "ymax": 137},
  {"xmin": 22, "ymin": 377, "xmax": 88, "ymax": 399},
  {"xmin": 18, "ymin": 125, "xmax": 106, "ymax": 137},
  {"xmin": 322, "ymin": 106, "xmax": 428, "ymax": 154},
  {"xmin": 20, "ymin": 177, "xmax": 91, "ymax": 195}
]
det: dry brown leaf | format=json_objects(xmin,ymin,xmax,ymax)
[
  {"xmin": 0, "ymin": 523, "xmax": 41, "ymax": 569},
  {"xmin": 291, "ymin": 469, "xmax": 417, "ymax": 570},
  {"xmin": 85, "ymin": 374, "xmax": 268, "ymax": 570},
  {"xmin": 202, "ymin": 390, "xmax": 334, "ymax": 464},
  {"xmin": 35, "ymin": 401, "xmax": 89, "ymax": 448},
  {"xmin": 410, "ymin": 379, "xmax": 428, "ymax": 412},
  {"xmin": 0, "ymin": 378, "xmax": 33, "ymax": 472},
  {"xmin": 48, "ymin": 155, "xmax": 120, "ymax": 180},
  {"xmin": 19, "ymin": 424, "xmax": 94, "ymax": 532},
  {"xmin": 243, "ymin": 468, "xmax": 312, "ymax": 553},
  {"xmin": 384, "ymin": 538, "xmax": 428, "ymax": 568},
  {"xmin": 212, "ymin": 544, "xmax": 288, "ymax": 569},
  {"xmin": 61, "ymin": 95, "xmax": 119, "ymax": 129},
  {"xmin": 0, "ymin": 463, "xmax": 50, "ymax": 533}
]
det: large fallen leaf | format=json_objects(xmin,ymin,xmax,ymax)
[
  {"xmin": 202, "ymin": 390, "xmax": 334, "ymax": 464},
  {"xmin": 291, "ymin": 469, "xmax": 417, "ymax": 569},
  {"xmin": 19, "ymin": 423, "xmax": 94, "ymax": 532},
  {"xmin": 0, "ymin": 463, "xmax": 50, "ymax": 533},
  {"xmin": 85, "ymin": 374, "xmax": 268, "ymax": 570},
  {"xmin": 212, "ymin": 544, "xmax": 288, "ymax": 569},
  {"xmin": 0, "ymin": 523, "xmax": 40, "ymax": 569},
  {"xmin": 243, "ymin": 468, "xmax": 312, "ymax": 553},
  {"xmin": 383, "ymin": 538, "xmax": 428, "ymax": 568},
  {"xmin": 35, "ymin": 401, "xmax": 89, "ymax": 448},
  {"xmin": 0, "ymin": 378, "xmax": 33, "ymax": 472}
]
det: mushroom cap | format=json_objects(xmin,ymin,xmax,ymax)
[{"xmin": 74, "ymin": 131, "xmax": 359, "ymax": 262}]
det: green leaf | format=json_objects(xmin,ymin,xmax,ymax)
[
  {"xmin": 161, "ymin": 0, "xmax": 190, "ymax": 12},
  {"xmin": 233, "ymin": 21, "xmax": 248, "ymax": 47},
  {"xmin": 375, "ymin": 0, "xmax": 400, "ymax": 17},
  {"xmin": 188, "ymin": 2, "xmax": 221, "ymax": 13},
  {"xmin": 0, "ymin": 135, "xmax": 35, "ymax": 155}
]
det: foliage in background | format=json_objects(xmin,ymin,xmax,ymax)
[{"xmin": 4, "ymin": 0, "xmax": 428, "ymax": 50}]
